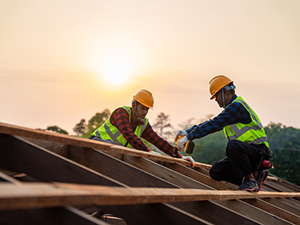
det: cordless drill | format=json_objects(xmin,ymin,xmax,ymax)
[{"xmin": 175, "ymin": 134, "xmax": 195, "ymax": 154}]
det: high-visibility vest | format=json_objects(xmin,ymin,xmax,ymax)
[
  {"xmin": 224, "ymin": 96, "xmax": 269, "ymax": 148},
  {"xmin": 91, "ymin": 106, "xmax": 149, "ymax": 148}
]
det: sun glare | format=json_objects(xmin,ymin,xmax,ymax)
[
  {"xmin": 88, "ymin": 35, "xmax": 147, "ymax": 86},
  {"xmin": 100, "ymin": 54, "xmax": 133, "ymax": 86}
]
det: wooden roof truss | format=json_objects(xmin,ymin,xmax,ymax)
[{"xmin": 0, "ymin": 122, "xmax": 300, "ymax": 225}]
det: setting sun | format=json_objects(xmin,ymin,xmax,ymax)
[
  {"xmin": 100, "ymin": 54, "xmax": 133, "ymax": 86},
  {"xmin": 87, "ymin": 35, "xmax": 146, "ymax": 86}
]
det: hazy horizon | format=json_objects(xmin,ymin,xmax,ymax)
[{"xmin": 1, "ymin": 0, "xmax": 300, "ymax": 134}]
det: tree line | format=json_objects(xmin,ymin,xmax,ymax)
[
  {"xmin": 189, "ymin": 122, "xmax": 300, "ymax": 186},
  {"xmin": 41, "ymin": 109, "xmax": 300, "ymax": 186}
]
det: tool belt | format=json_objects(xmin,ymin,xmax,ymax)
[
  {"xmin": 261, "ymin": 148, "xmax": 272, "ymax": 160},
  {"xmin": 257, "ymin": 147, "xmax": 273, "ymax": 170}
]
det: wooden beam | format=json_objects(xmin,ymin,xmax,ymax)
[
  {"xmin": 164, "ymin": 161, "xmax": 300, "ymax": 224},
  {"xmin": 47, "ymin": 143, "xmax": 276, "ymax": 225},
  {"xmin": 1, "ymin": 182, "xmax": 300, "ymax": 210},
  {"xmin": 100, "ymin": 203, "xmax": 212, "ymax": 225},
  {"xmin": 122, "ymin": 154, "xmax": 211, "ymax": 189},
  {"xmin": 0, "ymin": 134, "xmax": 232, "ymax": 223},
  {"xmin": 0, "ymin": 134, "xmax": 122, "ymax": 186},
  {"xmin": 0, "ymin": 171, "xmax": 22, "ymax": 184},
  {"xmin": 0, "ymin": 122, "xmax": 281, "ymax": 183},
  {"xmin": 2, "ymin": 123, "xmax": 298, "ymax": 224},
  {"xmin": 243, "ymin": 199, "xmax": 300, "ymax": 225},
  {"xmin": 164, "ymin": 162, "xmax": 234, "ymax": 190},
  {"xmin": 120, "ymin": 155, "xmax": 292, "ymax": 224},
  {"xmin": 0, "ymin": 206, "xmax": 110, "ymax": 225},
  {"xmin": 0, "ymin": 122, "xmax": 282, "ymax": 184},
  {"xmin": 262, "ymin": 198, "xmax": 300, "ymax": 217},
  {"xmin": 0, "ymin": 122, "xmax": 211, "ymax": 169},
  {"xmin": 165, "ymin": 162, "xmax": 299, "ymax": 224},
  {"xmin": 45, "ymin": 144, "xmax": 292, "ymax": 225},
  {"xmin": 107, "ymin": 145, "xmax": 211, "ymax": 169},
  {"xmin": 265, "ymin": 177, "xmax": 300, "ymax": 192},
  {"xmin": 66, "ymin": 145, "xmax": 176, "ymax": 188},
  {"xmin": 0, "ymin": 122, "xmax": 112, "ymax": 150},
  {"xmin": 0, "ymin": 162, "xmax": 111, "ymax": 225}
]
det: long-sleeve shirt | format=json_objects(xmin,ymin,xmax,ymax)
[
  {"xmin": 110, "ymin": 107, "xmax": 182, "ymax": 158},
  {"xmin": 186, "ymin": 95, "xmax": 252, "ymax": 140}
]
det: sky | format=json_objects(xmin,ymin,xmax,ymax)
[{"xmin": 1, "ymin": 0, "xmax": 300, "ymax": 135}]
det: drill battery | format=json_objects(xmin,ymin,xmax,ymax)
[{"xmin": 175, "ymin": 134, "xmax": 195, "ymax": 154}]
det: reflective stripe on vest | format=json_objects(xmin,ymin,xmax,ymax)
[
  {"xmin": 92, "ymin": 106, "xmax": 148, "ymax": 147},
  {"xmin": 224, "ymin": 97, "xmax": 269, "ymax": 147}
]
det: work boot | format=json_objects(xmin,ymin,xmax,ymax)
[
  {"xmin": 238, "ymin": 177, "xmax": 259, "ymax": 192},
  {"xmin": 256, "ymin": 169, "xmax": 268, "ymax": 191}
]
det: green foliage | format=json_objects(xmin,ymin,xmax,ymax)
[
  {"xmin": 82, "ymin": 109, "xmax": 111, "ymax": 138},
  {"xmin": 264, "ymin": 122, "xmax": 300, "ymax": 185},
  {"xmin": 43, "ymin": 125, "xmax": 69, "ymax": 135},
  {"xmin": 178, "ymin": 115, "xmax": 226, "ymax": 163},
  {"xmin": 73, "ymin": 119, "xmax": 86, "ymax": 136},
  {"xmin": 179, "ymin": 118, "xmax": 300, "ymax": 186},
  {"xmin": 188, "ymin": 131, "xmax": 226, "ymax": 164},
  {"xmin": 68, "ymin": 109, "xmax": 300, "ymax": 186}
]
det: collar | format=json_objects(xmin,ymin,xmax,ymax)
[
  {"xmin": 136, "ymin": 119, "xmax": 144, "ymax": 125},
  {"xmin": 228, "ymin": 94, "xmax": 237, "ymax": 105}
]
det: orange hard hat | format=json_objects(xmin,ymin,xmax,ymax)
[
  {"xmin": 133, "ymin": 89, "xmax": 154, "ymax": 108},
  {"xmin": 209, "ymin": 75, "xmax": 233, "ymax": 100}
]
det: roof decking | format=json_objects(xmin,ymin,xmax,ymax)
[{"xmin": 0, "ymin": 122, "xmax": 299, "ymax": 225}]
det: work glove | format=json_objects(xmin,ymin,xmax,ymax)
[
  {"xmin": 175, "ymin": 130, "xmax": 188, "ymax": 141},
  {"xmin": 177, "ymin": 136, "xmax": 188, "ymax": 151},
  {"xmin": 182, "ymin": 156, "xmax": 196, "ymax": 168}
]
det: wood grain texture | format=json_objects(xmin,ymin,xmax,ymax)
[
  {"xmin": 0, "ymin": 122, "xmax": 211, "ymax": 169},
  {"xmin": 1, "ymin": 182, "xmax": 300, "ymax": 210}
]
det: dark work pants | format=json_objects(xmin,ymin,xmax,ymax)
[{"xmin": 209, "ymin": 140, "xmax": 266, "ymax": 186}]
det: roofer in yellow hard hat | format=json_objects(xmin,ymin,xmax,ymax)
[
  {"xmin": 175, "ymin": 75, "xmax": 272, "ymax": 192},
  {"xmin": 89, "ymin": 89, "xmax": 196, "ymax": 167}
]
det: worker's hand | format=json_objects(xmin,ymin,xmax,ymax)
[
  {"xmin": 150, "ymin": 150, "xmax": 161, "ymax": 155},
  {"xmin": 177, "ymin": 136, "xmax": 188, "ymax": 151},
  {"xmin": 175, "ymin": 130, "xmax": 187, "ymax": 141},
  {"xmin": 182, "ymin": 156, "xmax": 196, "ymax": 168}
]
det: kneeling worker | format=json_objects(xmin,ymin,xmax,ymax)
[
  {"xmin": 176, "ymin": 75, "xmax": 272, "ymax": 192},
  {"xmin": 89, "ymin": 89, "xmax": 195, "ymax": 167}
]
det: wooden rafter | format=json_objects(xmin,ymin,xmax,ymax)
[
  {"xmin": 1, "ymin": 122, "xmax": 300, "ymax": 225},
  {"xmin": 1, "ymin": 182, "xmax": 300, "ymax": 210},
  {"xmin": 27, "ymin": 140, "xmax": 296, "ymax": 225},
  {"xmin": 0, "ymin": 122, "xmax": 210, "ymax": 169},
  {"xmin": 24, "ymin": 136, "xmax": 300, "ymax": 223}
]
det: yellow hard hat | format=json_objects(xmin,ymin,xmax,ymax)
[
  {"xmin": 133, "ymin": 89, "xmax": 154, "ymax": 108},
  {"xmin": 209, "ymin": 75, "xmax": 233, "ymax": 100}
]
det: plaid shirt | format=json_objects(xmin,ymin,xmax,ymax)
[
  {"xmin": 110, "ymin": 107, "xmax": 182, "ymax": 158},
  {"xmin": 186, "ymin": 95, "xmax": 252, "ymax": 140}
]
